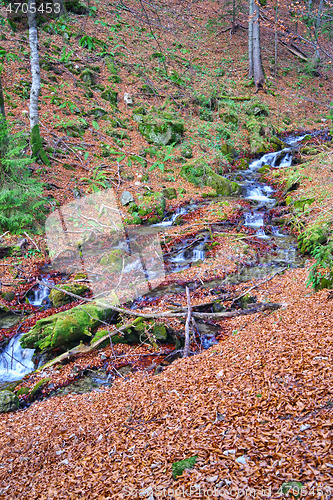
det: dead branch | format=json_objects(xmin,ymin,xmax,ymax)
[{"xmin": 183, "ymin": 286, "xmax": 191, "ymax": 358}]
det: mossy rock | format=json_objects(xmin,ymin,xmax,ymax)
[
  {"xmin": 0, "ymin": 391, "xmax": 19, "ymax": 413},
  {"xmin": 49, "ymin": 283, "xmax": 89, "ymax": 308},
  {"xmin": 99, "ymin": 249, "xmax": 127, "ymax": 271},
  {"xmin": 205, "ymin": 169, "xmax": 241, "ymax": 196},
  {"xmin": 101, "ymin": 88, "xmax": 118, "ymax": 106},
  {"xmin": 64, "ymin": 0, "xmax": 88, "ymax": 13},
  {"xmin": 73, "ymin": 272, "xmax": 88, "ymax": 280},
  {"xmin": 120, "ymin": 317, "xmax": 168, "ymax": 345},
  {"xmin": 181, "ymin": 145, "xmax": 193, "ymax": 159},
  {"xmin": 244, "ymin": 98, "xmax": 269, "ymax": 117},
  {"xmin": 162, "ymin": 187, "xmax": 177, "ymax": 200},
  {"xmin": 138, "ymin": 114, "xmax": 184, "ymax": 146},
  {"xmin": 20, "ymin": 302, "xmax": 116, "ymax": 352},
  {"xmin": 220, "ymin": 112, "xmax": 238, "ymax": 125},
  {"xmin": 270, "ymin": 136, "xmax": 286, "ymax": 151},
  {"xmin": 80, "ymin": 69, "xmax": 97, "ymax": 86},
  {"xmin": 1, "ymin": 291, "xmax": 15, "ymax": 302},
  {"xmin": 238, "ymin": 158, "xmax": 249, "ymax": 170},
  {"xmin": 257, "ymin": 164, "xmax": 270, "ymax": 174},
  {"xmin": 298, "ymin": 225, "xmax": 329, "ymax": 254},
  {"xmin": 89, "ymin": 107, "xmax": 108, "ymax": 119},
  {"xmin": 245, "ymin": 116, "xmax": 271, "ymax": 155},
  {"xmin": 30, "ymin": 378, "xmax": 51, "ymax": 399},
  {"xmin": 221, "ymin": 143, "xmax": 237, "ymax": 158},
  {"xmin": 137, "ymin": 194, "xmax": 166, "ymax": 222},
  {"xmin": 16, "ymin": 386, "xmax": 30, "ymax": 396},
  {"xmin": 180, "ymin": 159, "xmax": 206, "ymax": 185}
]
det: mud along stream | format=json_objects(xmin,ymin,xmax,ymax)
[{"xmin": 0, "ymin": 133, "xmax": 311, "ymax": 386}]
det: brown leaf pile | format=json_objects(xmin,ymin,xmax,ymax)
[{"xmin": 0, "ymin": 267, "xmax": 333, "ymax": 499}]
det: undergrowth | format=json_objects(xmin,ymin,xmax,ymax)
[{"xmin": 0, "ymin": 119, "xmax": 48, "ymax": 234}]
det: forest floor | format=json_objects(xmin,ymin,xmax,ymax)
[{"xmin": 0, "ymin": 0, "xmax": 333, "ymax": 497}]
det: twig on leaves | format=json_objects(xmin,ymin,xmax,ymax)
[{"xmin": 183, "ymin": 286, "xmax": 191, "ymax": 358}]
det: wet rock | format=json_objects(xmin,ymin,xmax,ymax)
[
  {"xmin": 49, "ymin": 283, "xmax": 89, "ymax": 308},
  {"xmin": 205, "ymin": 169, "xmax": 241, "ymax": 196},
  {"xmin": 121, "ymin": 191, "xmax": 134, "ymax": 206},
  {"xmin": 270, "ymin": 136, "xmax": 286, "ymax": 151},
  {"xmin": 0, "ymin": 306, "xmax": 21, "ymax": 329},
  {"xmin": 0, "ymin": 390, "xmax": 19, "ymax": 413}
]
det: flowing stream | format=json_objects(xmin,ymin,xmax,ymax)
[
  {"xmin": 0, "ymin": 133, "xmax": 318, "ymax": 383},
  {"xmin": 0, "ymin": 279, "xmax": 52, "ymax": 385}
]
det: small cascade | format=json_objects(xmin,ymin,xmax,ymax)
[
  {"xmin": 169, "ymin": 237, "xmax": 207, "ymax": 271},
  {"xmin": 28, "ymin": 278, "xmax": 52, "ymax": 307},
  {"xmin": 0, "ymin": 334, "xmax": 35, "ymax": 383},
  {"xmin": 153, "ymin": 204, "xmax": 196, "ymax": 227}
]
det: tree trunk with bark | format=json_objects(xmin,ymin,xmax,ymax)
[
  {"xmin": 252, "ymin": 0, "xmax": 265, "ymax": 90},
  {"xmin": 248, "ymin": 0, "xmax": 254, "ymax": 79},
  {"xmin": 27, "ymin": 0, "xmax": 49, "ymax": 165}
]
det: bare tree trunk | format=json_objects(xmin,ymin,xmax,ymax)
[
  {"xmin": 27, "ymin": 0, "xmax": 49, "ymax": 165},
  {"xmin": 232, "ymin": 0, "xmax": 236, "ymax": 30},
  {"xmin": 253, "ymin": 0, "xmax": 265, "ymax": 90},
  {"xmin": 248, "ymin": 0, "xmax": 254, "ymax": 79},
  {"xmin": 314, "ymin": 0, "xmax": 324, "ymax": 62}
]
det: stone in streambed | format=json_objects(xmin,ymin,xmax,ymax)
[{"xmin": 0, "ymin": 391, "xmax": 19, "ymax": 413}]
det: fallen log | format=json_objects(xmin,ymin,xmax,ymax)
[{"xmin": 38, "ymin": 320, "xmax": 135, "ymax": 370}]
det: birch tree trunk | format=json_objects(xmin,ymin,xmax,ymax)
[
  {"xmin": 248, "ymin": 0, "xmax": 254, "ymax": 79},
  {"xmin": 27, "ymin": 0, "xmax": 49, "ymax": 165},
  {"xmin": 253, "ymin": 0, "xmax": 265, "ymax": 90}
]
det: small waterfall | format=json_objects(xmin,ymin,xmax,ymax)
[
  {"xmin": 0, "ymin": 278, "xmax": 52, "ymax": 383},
  {"xmin": 0, "ymin": 334, "xmax": 35, "ymax": 383},
  {"xmin": 28, "ymin": 278, "xmax": 52, "ymax": 307}
]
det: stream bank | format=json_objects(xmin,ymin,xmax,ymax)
[{"xmin": 0, "ymin": 131, "xmax": 328, "ymax": 406}]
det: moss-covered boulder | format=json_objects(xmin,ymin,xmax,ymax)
[
  {"xmin": 80, "ymin": 69, "xmax": 97, "ymax": 86},
  {"xmin": 137, "ymin": 194, "xmax": 166, "ymax": 223},
  {"xmin": 49, "ymin": 283, "xmax": 90, "ymax": 308},
  {"xmin": 220, "ymin": 112, "xmax": 238, "ymax": 125},
  {"xmin": 20, "ymin": 302, "xmax": 116, "ymax": 352},
  {"xmin": 29, "ymin": 378, "xmax": 51, "ymax": 399},
  {"xmin": 101, "ymin": 88, "xmax": 118, "ymax": 106},
  {"xmin": 270, "ymin": 136, "xmax": 286, "ymax": 151},
  {"xmin": 89, "ymin": 107, "xmax": 108, "ymax": 119},
  {"xmin": 0, "ymin": 391, "xmax": 19, "ymax": 413},
  {"xmin": 99, "ymin": 249, "xmax": 127, "ymax": 271},
  {"xmin": 205, "ymin": 169, "xmax": 241, "ymax": 196},
  {"xmin": 64, "ymin": 0, "xmax": 87, "ymax": 13},
  {"xmin": 180, "ymin": 159, "xmax": 206, "ymax": 185},
  {"xmin": 245, "ymin": 116, "xmax": 271, "ymax": 155},
  {"xmin": 138, "ymin": 112, "xmax": 184, "ymax": 146},
  {"xmin": 244, "ymin": 98, "xmax": 269, "ymax": 117},
  {"xmin": 162, "ymin": 187, "xmax": 177, "ymax": 200},
  {"xmin": 91, "ymin": 329, "xmax": 127, "ymax": 347}
]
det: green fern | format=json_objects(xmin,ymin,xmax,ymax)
[{"xmin": 0, "ymin": 120, "xmax": 48, "ymax": 234}]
